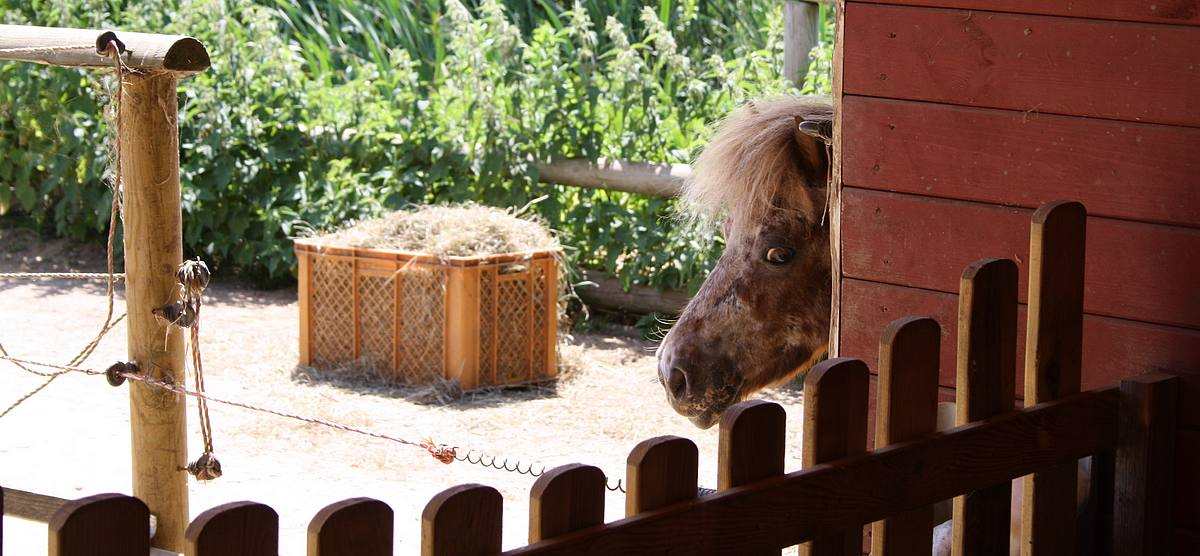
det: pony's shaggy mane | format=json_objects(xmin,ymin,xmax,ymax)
[{"xmin": 683, "ymin": 96, "xmax": 833, "ymax": 225}]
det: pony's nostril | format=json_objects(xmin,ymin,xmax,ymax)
[{"xmin": 667, "ymin": 367, "xmax": 688, "ymax": 402}]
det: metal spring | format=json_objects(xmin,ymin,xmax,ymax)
[{"xmin": 453, "ymin": 448, "xmax": 627, "ymax": 493}]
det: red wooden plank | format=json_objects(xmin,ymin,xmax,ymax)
[
  {"xmin": 841, "ymin": 96, "xmax": 1200, "ymax": 228},
  {"xmin": 838, "ymin": 278, "xmax": 1200, "ymax": 397},
  {"xmin": 1177, "ymin": 429, "xmax": 1200, "ymax": 531},
  {"xmin": 841, "ymin": 188, "xmax": 1200, "ymax": 329},
  {"xmin": 843, "ymin": 4, "xmax": 1200, "ymax": 127},
  {"xmin": 854, "ymin": 0, "xmax": 1200, "ymax": 26}
]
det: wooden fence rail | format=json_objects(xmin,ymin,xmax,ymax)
[{"xmin": 0, "ymin": 201, "xmax": 1179, "ymax": 554}]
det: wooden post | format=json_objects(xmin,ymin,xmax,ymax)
[
  {"xmin": 784, "ymin": 1, "xmax": 821, "ymax": 86},
  {"xmin": 0, "ymin": 24, "xmax": 209, "ymax": 554},
  {"xmin": 307, "ymin": 498, "xmax": 393, "ymax": 556},
  {"xmin": 800, "ymin": 358, "xmax": 869, "ymax": 556},
  {"xmin": 49, "ymin": 493, "xmax": 150, "ymax": 556},
  {"xmin": 1114, "ymin": 373, "xmax": 1179, "ymax": 556},
  {"xmin": 625, "ymin": 436, "xmax": 699, "ymax": 517},
  {"xmin": 1020, "ymin": 201, "xmax": 1086, "ymax": 556},
  {"xmin": 421, "ymin": 484, "xmax": 502, "ymax": 556},
  {"xmin": 121, "ymin": 70, "xmax": 190, "ymax": 552},
  {"xmin": 718, "ymin": 400, "xmax": 786, "ymax": 555},
  {"xmin": 953, "ymin": 259, "xmax": 1019, "ymax": 556},
  {"xmin": 185, "ymin": 501, "xmax": 279, "ymax": 556},
  {"xmin": 873, "ymin": 317, "xmax": 940, "ymax": 556},
  {"xmin": 529, "ymin": 464, "xmax": 606, "ymax": 543}
]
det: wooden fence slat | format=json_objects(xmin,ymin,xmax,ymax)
[
  {"xmin": 422, "ymin": 484, "xmax": 502, "ymax": 556},
  {"xmin": 717, "ymin": 400, "xmax": 786, "ymax": 555},
  {"xmin": 1114, "ymin": 373, "xmax": 1179, "ymax": 556},
  {"xmin": 800, "ymin": 358, "xmax": 870, "ymax": 556},
  {"xmin": 48, "ymin": 493, "xmax": 149, "ymax": 556},
  {"xmin": 626, "ymin": 436, "xmax": 699, "ymax": 516},
  {"xmin": 307, "ymin": 497, "xmax": 392, "ymax": 556},
  {"xmin": 1021, "ymin": 201, "xmax": 1086, "ymax": 556},
  {"xmin": 184, "ymin": 501, "xmax": 278, "ymax": 556},
  {"xmin": 873, "ymin": 317, "xmax": 940, "ymax": 556},
  {"xmin": 529, "ymin": 464, "xmax": 606, "ymax": 543},
  {"xmin": 952, "ymin": 259, "xmax": 1019, "ymax": 555}
]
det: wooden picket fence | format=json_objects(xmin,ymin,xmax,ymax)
[{"xmin": 1, "ymin": 200, "xmax": 1179, "ymax": 555}]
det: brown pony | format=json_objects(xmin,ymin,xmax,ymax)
[
  {"xmin": 656, "ymin": 96, "xmax": 833, "ymax": 428},
  {"xmin": 657, "ymin": 97, "xmax": 1093, "ymax": 555}
]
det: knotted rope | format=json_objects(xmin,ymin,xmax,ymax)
[{"xmin": 0, "ymin": 39, "xmax": 127, "ymax": 419}]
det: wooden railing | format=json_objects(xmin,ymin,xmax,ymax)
[{"xmin": 2, "ymin": 200, "xmax": 1180, "ymax": 555}]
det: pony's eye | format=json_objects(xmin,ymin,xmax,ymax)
[{"xmin": 764, "ymin": 247, "xmax": 794, "ymax": 265}]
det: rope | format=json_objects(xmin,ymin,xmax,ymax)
[
  {"xmin": 174, "ymin": 259, "xmax": 220, "ymax": 480},
  {"xmin": 0, "ymin": 354, "xmax": 628, "ymax": 492},
  {"xmin": 0, "ymin": 40, "xmax": 125, "ymax": 419},
  {"xmin": 0, "ymin": 272, "xmax": 125, "ymax": 281}
]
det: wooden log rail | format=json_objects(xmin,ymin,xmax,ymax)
[
  {"xmin": 0, "ymin": 25, "xmax": 209, "ymax": 74},
  {"xmin": 536, "ymin": 159, "xmax": 688, "ymax": 198}
]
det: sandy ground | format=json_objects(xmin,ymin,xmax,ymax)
[{"xmin": 0, "ymin": 229, "xmax": 807, "ymax": 554}]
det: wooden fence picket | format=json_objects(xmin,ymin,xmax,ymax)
[
  {"xmin": 953, "ymin": 258, "xmax": 1019, "ymax": 555},
  {"xmin": 872, "ymin": 317, "xmax": 940, "ymax": 556},
  {"xmin": 48, "ymin": 493, "xmax": 149, "ymax": 556},
  {"xmin": 718, "ymin": 400, "xmax": 786, "ymax": 555},
  {"xmin": 528, "ymin": 464, "xmax": 606, "ymax": 543},
  {"xmin": 1114, "ymin": 373, "xmax": 1179, "ymax": 556},
  {"xmin": 421, "ymin": 484, "xmax": 502, "ymax": 556},
  {"xmin": 184, "ymin": 501, "xmax": 278, "ymax": 556},
  {"xmin": 625, "ymin": 435, "xmax": 698, "ymax": 517},
  {"xmin": 307, "ymin": 497, "xmax": 392, "ymax": 556},
  {"xmin": 800, "ymin": 358, "xmax": 869, "ymax": 556},
  {"xmin": 1021, "ymin": 201, "xmax": 1087, "ymax": 555}
]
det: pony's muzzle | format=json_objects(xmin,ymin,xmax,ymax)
[{"xmin": 657, "ymin": 348, "xmax": 704, "ymax": 415}]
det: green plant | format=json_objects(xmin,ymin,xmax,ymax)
[{"xmin": 0, "ymin": 0, "xmax": 834, "ymax": 293}]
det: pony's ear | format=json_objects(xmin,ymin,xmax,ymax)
[
  {"xmin": 795, "ymin": 114, "xmax": 832, "ymax": 143},
  {"xmin": 791, "ymin": 115, "xmax": 830, "ymax": 187}
]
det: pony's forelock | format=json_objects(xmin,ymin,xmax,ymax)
[{"xmin": 681, "ymin": 96, "xmax": 832, "ymax": 228}]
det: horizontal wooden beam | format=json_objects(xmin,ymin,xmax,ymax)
[
  {"xmin": 507, "ymin": 388, "xmax": 1117, "ymax": 555},
  {"xmin": 537, "ymin": 159, "xmax": 688, "ymax": 198},
  {"xmin": 576, "ymin": 271, "xmax": 690, "ymax": 315},
  {"xmin": 0, "ymin": 25, "xmax": 209, "ymax": 74},
  {"xmin": 3, "ymin": 487, "xmax": 67, "ymax": 522}
]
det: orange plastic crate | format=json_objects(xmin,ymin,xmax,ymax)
[{"xmin": 294, "ymin": 240, "xmax": 558, "ymax": 389}]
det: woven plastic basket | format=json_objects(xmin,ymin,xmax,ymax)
[{"xmin": 295, "ymin": 239, "xmax": 558, "ymax": 389}]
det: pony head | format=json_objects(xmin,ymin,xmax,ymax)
[{"xmin": 656, "ymin": 96, "xmax": 833, "ymax": 428}]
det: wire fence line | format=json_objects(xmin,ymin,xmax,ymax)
[{"xmin": 0, "ymin": 353, "xmax": 629, "ymax": 492}]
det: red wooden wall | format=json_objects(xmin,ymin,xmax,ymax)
[{"xmin": 832, "ymin": 0, "xmax": 1200, "ymax": 548}]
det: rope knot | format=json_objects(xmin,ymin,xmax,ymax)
[
  {"xmin": 421, "ymin": 439, "xmax": 456, "ymax": 464},
  {"xmin": 104, "ymin": 361, "xmax": 138, "ymax": 387},
  {"xmin": 185, "ymin": 452, "xmax": 222, "ymax": 481},
  {"xmin": 177, "ymin": 258, "xmax": 210, "ymax": 300}
]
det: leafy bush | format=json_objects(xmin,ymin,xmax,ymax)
[{"xmin": 0, "ymin": 0, "xmax": 832, "ymax": 291}]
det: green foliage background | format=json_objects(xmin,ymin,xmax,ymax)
[{"xmin": 0, "ymin": 0, "xmax": 833, "ymax": 292}]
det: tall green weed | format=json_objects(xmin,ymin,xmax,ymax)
[{"xmin": 0, "ymin": 0, "xmax": 833, "ymax": 292}]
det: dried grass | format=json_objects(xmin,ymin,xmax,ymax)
[{"xmin": 308, "ymin": 203, "xmax": 559, "ymax": 257}]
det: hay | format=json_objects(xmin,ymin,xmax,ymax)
[{"xmin": 309, "ymin": 203, "xmax": 559, "ymax": 257}]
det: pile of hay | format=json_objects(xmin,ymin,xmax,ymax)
[{"xmin": 309, "ymin": 203, "xmax": 559, "ymax": 256}]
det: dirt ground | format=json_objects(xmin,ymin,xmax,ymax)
[{"xmin": 0, "ymin": 229, "xmax": 807, "ymax": 554}]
